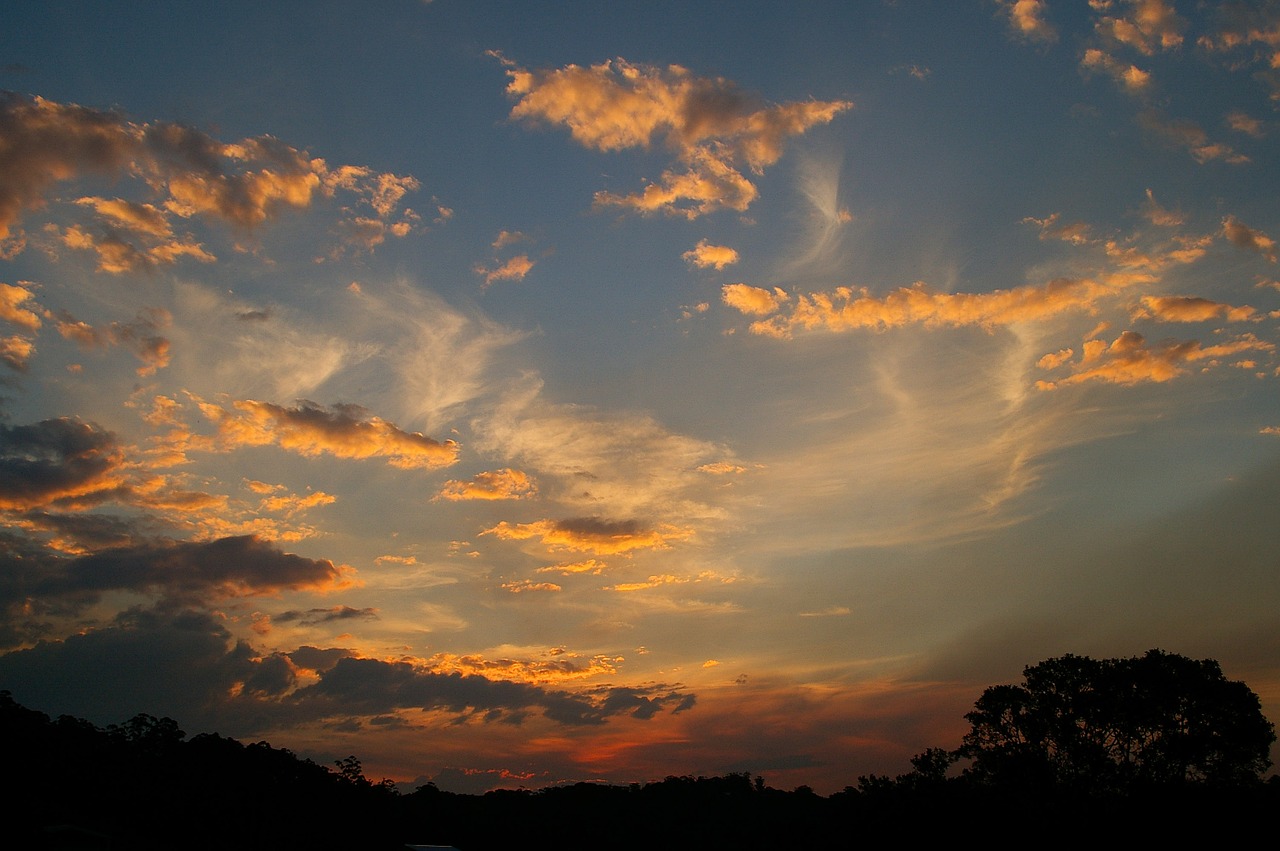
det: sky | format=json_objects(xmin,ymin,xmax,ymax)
[{"xmin": 1, "ymin": 0, "xmax": 1279, "ymax": 794}]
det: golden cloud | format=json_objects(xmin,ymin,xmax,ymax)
[
  {"xmin": 1095, "ymin": 0, "xmax": 1186, "ymax": 55},
  {"xmin": 683, "ymin": 239, "xmax": 739, "ymax": 270},
  {"xmin": 999, "ymin": 0, "xmax": 1057, "ymax": 43},
  {"xmin": 483, "ymin": 516, "xmax": 688, "ymax": 555},
  {"xmin": 0, "ymin": 282, "xmax": 44, "ymax": 332},
  {"xmin": 1036, "ymin": 330, "xmax": 1275, "ymax": 388},
  {"xmin": 505, "ymin": 57, "xmax": 850, "ymax": 218},
  {"xmin": 209, "ymin": 400, "xmax": 459, "ymax": 469},
  {"xmin": 437, "ymin": 468, "xmax": 537, "ymax": 501},
  {"xmin": 721, "ymin": 283, "xmax": 790, "ymax": 316},
  {"xmin": 476, "ymin": 254, "xmax": 535, "ymax": 287},
  {"xmin": 1132, "ymin": 295, "xmax": 1256, "ymax": 323},
  {"xmin": 1082, "ymin": 48, "xmax": 1152, "ymax": 91}
]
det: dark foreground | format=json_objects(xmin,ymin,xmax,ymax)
[{"xmin": 6, "ymin": 693, "xmax": 1276, "ymax": 850}]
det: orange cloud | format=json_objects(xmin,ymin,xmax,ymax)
[
  {"xmin": 0, "ymin": 335, "xmax": 34, "ymax": 371},
  {"xmin": 1095, "ymin": 0, "xmax": 1186, "ymax": 54},
  {"xmin": 504, "ymin": 57, "xmax": 849, "ymax": 217},
  {"xmin": 1132, "ymin": 295, "xmax": 1256, "ymax": 323},
  {"xmin": 999, "ymin": 0, "xmax": 1057, "ymax": 43},
  {"xmin": 734, "ymin": 277, "xmax": 1125, "ymax": 338},
  {"xmin": 0, "ymin": 93, "xmax": 421, "ymax": 258},
  {"xmin": 476, "ymin": 254, "xmax": 535, "ymax": 287},
  {"xmin": 1036, "ymin": 330, "xmax": 1276, "ymax": 388},
  {"xmin": 536, "ymin": 559, "xmax": 607, "ymax": 576},
  {"xmin": 0, "ymin": 282, "xmax": 44, "ymax": 331},
  {"xmin": 500, "ymin": 580, "xmax": 562, "ymax": 594},
  {"xmin": 1081, "ymin": 48, "xmax": 1151, "ymax": 91},
  {"xmin": 721, "ymin": 283, "xmax": 789, "ymax": 316},
  {"xmin": 483, "ymin": 516, "xmax": 687, "ymax": 555},
  {"xmin": 437, "ymin": 468, "xmax": 537, "ymax": 501},
  {"xmin": 210, "ymin": 400, "xmax": 458, "ymax": 469},
  {"xmin": 682, "ymin": 239, "xmax": 739, "ymax": 270},
  {"xmin": 1140, "ymin": 112, "xmax": 1248, "ymax": 164}
]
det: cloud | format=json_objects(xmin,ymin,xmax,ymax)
[
  {"xmin": 1222, "ymin": 216, "xmax": 1277, "ymax": 262},
  {"xmin": 475, "ymin": 254, "xmax": 535, "ymax": 288},
  {"xmin": 1023, "ymin": 213, "xmax": 1093, "ymax": 245},
  {"xmin": 1143, "ymin": 188, "xmax": 1184, "ymax": 227},
  {"xmin": 536, "ymin": 559, "xmax": 607, "ymax": 576},
  {"xmin": 500, "ymin": 580, "xmax": 562, "ymax": 594},
  {"xmin": 682, "ymin": 240, "xmax": 739, "ymax": 270},
  {"xmin": 1131, "ymin": 295, "xmax": 1256, "ymax": 323},
  {"xmin": 291, "ymin": 655, "xmax": 691, "ymax": 726},
  {"xmin": 0, "ymin": 417, "xmax": 127, "ymax": 511},
  {"xmin": 1081, "ymin": 48, "xmax": 1152, "ymax": 92},
  {"xmin": 0, "ymin": 534, "xmax": 353, "ymax": 618},
  {"xmin": 205, "ymin": 399, "xmax": 459, "ymax": 469},
  {"xmin": 0, "ymin": 335, "xmax": 34, "ymax": 371},
  {"xmin": 1139, "ymin": 111, "xmax": 1248, "ymax": 164},
  {"xmin": 729, "ymin": 277, "xmax": 1124, "ymax": 338},
  {"xmin": 503, "ymin": 57, "xmax": 850, "ymax": 218},
  {"xmin": 483, "ymin": 517, "xmax": 687, "ymax": 555},
  {"xmin": 1094, "ymin": 0, "xmax": 1186, "ymax": 55},
  {"xmin": 1227, "ymin": 111, "xmax": 1265, "ymax": 138},
  {"xmin": 275, "ymin": 606, "xmax": 378, "ymax": 626},
  {"xmin": 437, "ymin": 468, "xmax": 537, "ymax": 501},
  {"xmin": 0, "ymin": 282, "xmax": 44, "ymax": 331},
  {"xmin": 721, "ymin": 283, "xmax": 789, "ymax": 316},
  {"xmin": 1036, "ymin": 330, "xmax": 1275, "ymax": 389},
  {"xmin": 54, "ymin": 307, "xmax": 172, "ymax": 375},
  {"xmin": 997, "ymin": 0, "xmax": 1057, "ymax": 43},
  {"xmin": 0, "ymin": 93, "xmax": 421, "ymax": 259}
]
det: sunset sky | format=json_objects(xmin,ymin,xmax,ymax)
[{"xmin": 2, "ymin": 0, "xmax": 1279, "ymax": 793}]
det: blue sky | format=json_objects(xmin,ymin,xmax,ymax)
[{"xmin": 2, "ymin": 0, "xmax": 1278, "ymax": 793}]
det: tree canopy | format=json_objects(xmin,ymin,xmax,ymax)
[{"xmin": 958, "ymin": 649, "xmax": 1275, "ymax": 790}]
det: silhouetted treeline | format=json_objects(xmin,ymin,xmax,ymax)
[{"xmin": 5, "ymin": 690, "xmax": 1277, "ymax": 850}]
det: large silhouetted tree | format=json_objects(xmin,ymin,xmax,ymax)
[{"xmin": 958, "ymin": 649, "xmax": 1275, "ymax": 790}]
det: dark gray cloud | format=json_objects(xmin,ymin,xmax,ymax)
[
  {"xmin": 0, "ymin": 534, "xmax": 347, "ymax": 621},
  {"xmin": 0, "ymin": 417, "xmax": 123, "ymax": 510},
  {"xmin": 276, "ymin": 606, "xmax": 378, "ymax": 626}
]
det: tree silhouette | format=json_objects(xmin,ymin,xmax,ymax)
[{"xmin": 958, "ymin": 649, "xmax": 1275, "ymax": 790}]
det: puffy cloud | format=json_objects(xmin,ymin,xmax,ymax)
[
  {"xmin": 1036, "ymin": 330, "xmax": 1275, "ymax": 388},
  {"xmin": 504, "ymin": 57, "xmax": 849, "ymax": 218},
  {"xmin": 483, "ymin": 517, "xmax": 688, "ymax": 556},
  {"xmin": 54, "ymin": 307, "xmax": 173, "ymax": 375},
  {"xmin": 0, "ymin": 93, "xmax": 421, "ymax": 260},
  {"xmin": 0, "ymin": 93, "xmax": 140, "ymax": 241},
  {"xmin": 1081, "ymin": 48, "xmax": 1152, "ymax": 91},
  {"xmin": 1222, "ymin": 215, "xmax": 1277, "ymax": 262},
  {"xmin": 206, "ymin": 399, "xmax": 459, "ymax": 469},
  {"xmin": 437, "ymin": 468, "xmax": 537, "ymax": 501},
  {"xmin": 682, "ymin": 239, "xmax": 739, "ymax": 270},
  {"xmin": 0, "ymin": 417, "xmax": 127, "ymax": 511},
  {"xmin": 0, "ymin": 282, "xmax": 43, "ymax": 331},
  {"xmin": 1132, "ymin": 295, "xmax": 1256, "ymax": 323},
  {"xmin": 475, "ymin": 254, "xmax": 535, "ymax": 288},
  {"xmin": 0, "ymin": 335, "xmax": 34, "ymax": 371},
  {"xmin": 1095, "ymin": 0, "xmax": 1186, "ymax": 54},
  {"xmin": 721, "ymin": 283, "xmax": 789, "ymax": 316},
  {"xmin": 1227, "ymin": 111, "xmax": 1265, "ymax": 138},
  {"xmin": 998, "ymin": 0, "xmax": 1057, "ymax": 43}
]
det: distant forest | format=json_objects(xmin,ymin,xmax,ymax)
[{"xmin": 7, "ymin": 651, "xmax": 1279, "ymax": 849}]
